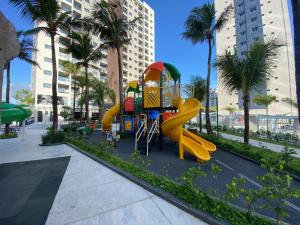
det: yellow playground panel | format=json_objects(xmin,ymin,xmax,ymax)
[{"xmin": 144, "ymin": 86, "xmax": 160, "ymax": 108}]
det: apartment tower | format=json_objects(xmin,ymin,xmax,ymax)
[
  {"xmin": 31, "ymin": 0, "xmax": 154, "ymax": 122},
  {"xmin": 215, "ymin": 0, "xmax": 297, "ymax": 116}
]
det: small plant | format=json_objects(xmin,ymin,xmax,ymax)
[
  {"xmin": 0, "ymin": 132, "xmax": 17, "ymax": 139},
  {"xmin": 225, "ymin": 177, "xmax": 263, "ymax": 220},
  {"xmin": 209, "ymin": 163, "xmax": 222, "ymax": 197},
  {"xmin": 129, "ymin": 150, "xmax": 151, "ymax": 169},
  {"xmin": 177, "ymin": 167, "xmax": 207, "ymax": 190},
  {"xmin": 280, "ymin": 145, "xmax": 296, "ymax": 167},
  {"xmin": 259, "ymin": 158, "xmax": 300, "ymax": 224}
]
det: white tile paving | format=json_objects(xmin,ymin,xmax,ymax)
[{"xmin": 0, "ymin": 124, "xmax": 207, "ymax": 225}]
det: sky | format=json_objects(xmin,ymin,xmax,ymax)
[{"xmin": 0, "ymin": 0, "xmax": 294, "ymax": 99}]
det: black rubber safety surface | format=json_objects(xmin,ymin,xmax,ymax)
[{"xmin": 0, "ymin": 157, "xmax": 70, "ymax": 225}]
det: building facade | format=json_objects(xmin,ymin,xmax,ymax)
[
  {"xmin": 215, "ymin": 0, "xmax": 298, "ymax": 116},
  {"xmin": 31, "ymin": 0, "xmax": 154, "ymax": 122}
]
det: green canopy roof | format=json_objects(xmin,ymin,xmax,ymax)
[
  {"xmin": 164, "ymin": 63, "xmax": 181, "ymax": 82},
  {"xmin": 0, "ymin": 102, "xmax": 32, "ymax": 124}
]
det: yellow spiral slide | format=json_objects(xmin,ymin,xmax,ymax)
[
  {"xmin": 102, "ymin": 104, "xmax": 120, "ymax": 131},
  {"xmin": 161, "ymin": 98, "xmax": 216, "ymax": 162}
]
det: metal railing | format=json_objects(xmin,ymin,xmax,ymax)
[
  {"xmin": 135, "ymin": 114, "xmax": 147, "ymax": 151},
  {"xmin": 146, "ymin": 116, "xmax": 159, "ymax": 156}
]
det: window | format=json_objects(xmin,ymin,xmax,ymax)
[
  {"xmin": 240, "ymin": 31, "xmax": 246, "ymax": 35},
  {"xmin": 44, "ymin": 44, "xmax": 51, "ymax": 49},
  {"xmin": 61, "ymin": 2, "xmax": 71, "ymax": 11},
  {"xmin": 238, "ymin": 3, "xmax": 244, "ymax": 8},
  {"xmin": 239, "ymin": 21, "xmax": 245, "ymax": 26},
  {"xmin": 251, "ymin": 16, "xmax": 257, "ymax": 22},
  {"xmin": 44, "ymin": 57, "xmax": 52, "ymax": 63},
  {"xmin": 43, "ymin": 70, "xmax": 52, "ymax": 76},
  {"xmin": 73, "ymin": 1, "xmax": 81, "ymax": 10},
  {"xmin": 43, "ymin": 83, "xmax": 52, "ymax": 88},
  {"xmin": 239, "ymin": 12, "xmax": 245, "ymax": 16},
  {"xmin": 253, "ymin": 37, "xmax": 259, "ymax": 41},
  {"xmin": 252, "ymin": 26, "xmax": 259, "ymax": 31},
  {"xmin": 250, "ymin": 6, "xmax": 257, "ymax": 12},
  {"xmin": 240, "ymin": 41, "xmax": 246, "ymax": 46}
]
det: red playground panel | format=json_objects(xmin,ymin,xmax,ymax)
[
  {"xmin": 163, "ymin": 112, "xmax": 176, "ymax": 121},
  {"xmin": 124, "ymin": 97, "xmax": 135, "ymax": 112}
]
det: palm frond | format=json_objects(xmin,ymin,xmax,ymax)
[{"xmin": 214, "ymin": 5, "xmax": 233, "ymax": 31}]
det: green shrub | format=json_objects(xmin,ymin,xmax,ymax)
[
  {"xmin": 62, "ymin": 123, "xmax": 83, "ymax": 132},
  {"xmin": 42, "ymin": 129, "xmax": 65, "ymax": 144},
  {"xmin": 66, "ymin": 137, "xmax": 274, "ymax": 225},
  {"xmin": 0, "ymin": 132, "xmax": 18, "ymax": 139},
  {"xmin": 199, "ymin": 133, "xmax": 300, "ymax": 177}
]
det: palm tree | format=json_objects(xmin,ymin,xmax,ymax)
[
  {"xmin": 224, "ymin": 106, "xmax": 238, "ymax": 115},
  {"xmin": 282, "ymin": 97, "xmax": 298, "ymax": 110},
  {"xmin": 4, "ymin": 31, "xmax": 39, "ymax": 134},
  {"xmin": 91, "ymin": 0, "xmax": 139, "ymax": 132},
  {"xmin": 183, "ymin": 3, "xmax": 233, "ymax": 135},
  {"xmin": 72, "ymin": 74, "xmax": 89, "ymax": 121},
  {"xmin": 66, "ymin": 32, "xmax": 102, "ymax": 124},
  {"xmin": 215, "ymin": 39, "xmax": 283, "ymax": 144},
  {"xmin": 191, "ymin": 76, "xmax": 206, "ymax": 132},
  {"xmin": 13, "ymin": 89, "xmax": 34, "ymax": 105},
  {"xmin": 90, "ymin": 79, "xmax": 115, "ymax": 122},
  {"xmin": 291, "ymin": 0, "xmax": 300, "ymax": 119},
  {"xmin": 9, "ymin": 0, "xmax": 72, "ymax": 131},
  {"xmin": 61, "ymin": 60, "xmax": 81, "ymax": 120},
  {"xmin": 253, "ymin": 94, "xmax": 277, "ymax": 132}
]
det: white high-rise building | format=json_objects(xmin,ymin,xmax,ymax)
[
  {"xmin": 31, "ymin": 0, "xmax": 154, "ymax": 122},
  {"xmin": 215, "ymin": 0, "xmax": 297, "ymax": 116}
]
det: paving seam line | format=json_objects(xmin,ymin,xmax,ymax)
[{"xmin": 218, "ymin": 147, "xmax": 300, "ymax": 181}]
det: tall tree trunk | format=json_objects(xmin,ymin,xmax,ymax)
[
  {"xmin": 205, "ymin": 39, "xmax": 213, "ymax": 134},
  {"xmin": 292, "ymin": 0, "xmax": 300, "ymax": 120},
  {"xmin": 266, "ymin": 107, "xmax": 269, "ymax": 133},
  {"xmin": 98, "ymin": 101, "xmax": 103, "ymax": 122},
  {"xmin": 50, "ymin": 34, "xmax": 58, "ymax": 131},
  {"xmin": 243, "ymin": 95, "xmax": 250, "ymax": 144},
  {"xmin": 117, "ymin": 47, "xmax": 124, "ymax": 132},
  {"xmin": 84, "ymin": 66, "xmax": 89, "ymax": 124},
  {"xmin": 5, "ymin": 62, "xmax": 11, "ymax": 134},
  {"xmin": 73, "ymin": 73, "xmax": 76, "ymax": 122},
  {"xmin": 0, "ymin": 64, "xmax": 4, "ymax": 125},
  {"xmin": 80, "ymin": 88, "xmax": 84, "ymax": 122},
  {"xmin": 199, "ymin": 110, "xmax": 202, "ymax": 133}
]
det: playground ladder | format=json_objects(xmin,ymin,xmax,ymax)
[
  {"xmin": 135, "ymin": 114, "xmax": 147, "ymax": 151},
  {"xmin": 146, "ymin": 116, "xmax": 160, "ymax": 156}
]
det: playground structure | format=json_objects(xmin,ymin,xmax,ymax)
[{"xmin": 102, "ymin": 62, "xmax": 216, "ymax": 162}]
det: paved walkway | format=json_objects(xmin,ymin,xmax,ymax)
[
  {"xmin": 220, "ymin": 132, "xmax": 300, "ymax": 158},
  {"xmin": 0, "ymin": 124, "xmax": 207, "ymax": 225},
  {"xmin": 192, "ymin": 127, "xmax": 300, "ymax": 158}
]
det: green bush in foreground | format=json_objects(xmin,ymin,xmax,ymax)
[
  {"xmin": 199, "ymin": 133, "xmax": 300, "ymax": 177},
  {"xmin": 66, "ymin": 137, "xmax": 273, "ymax": 225},
  {"xmin": 42, "ymin": 129, "xmax": 65, "ymax": 144},
  {"xmin": 0, "ymin": 132, "xmax": 17, "ymax": 139}
]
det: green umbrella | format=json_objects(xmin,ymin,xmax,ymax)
[{"xmin": 0, "ymin": 102, "xmax": 32, "ymax": 124}]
